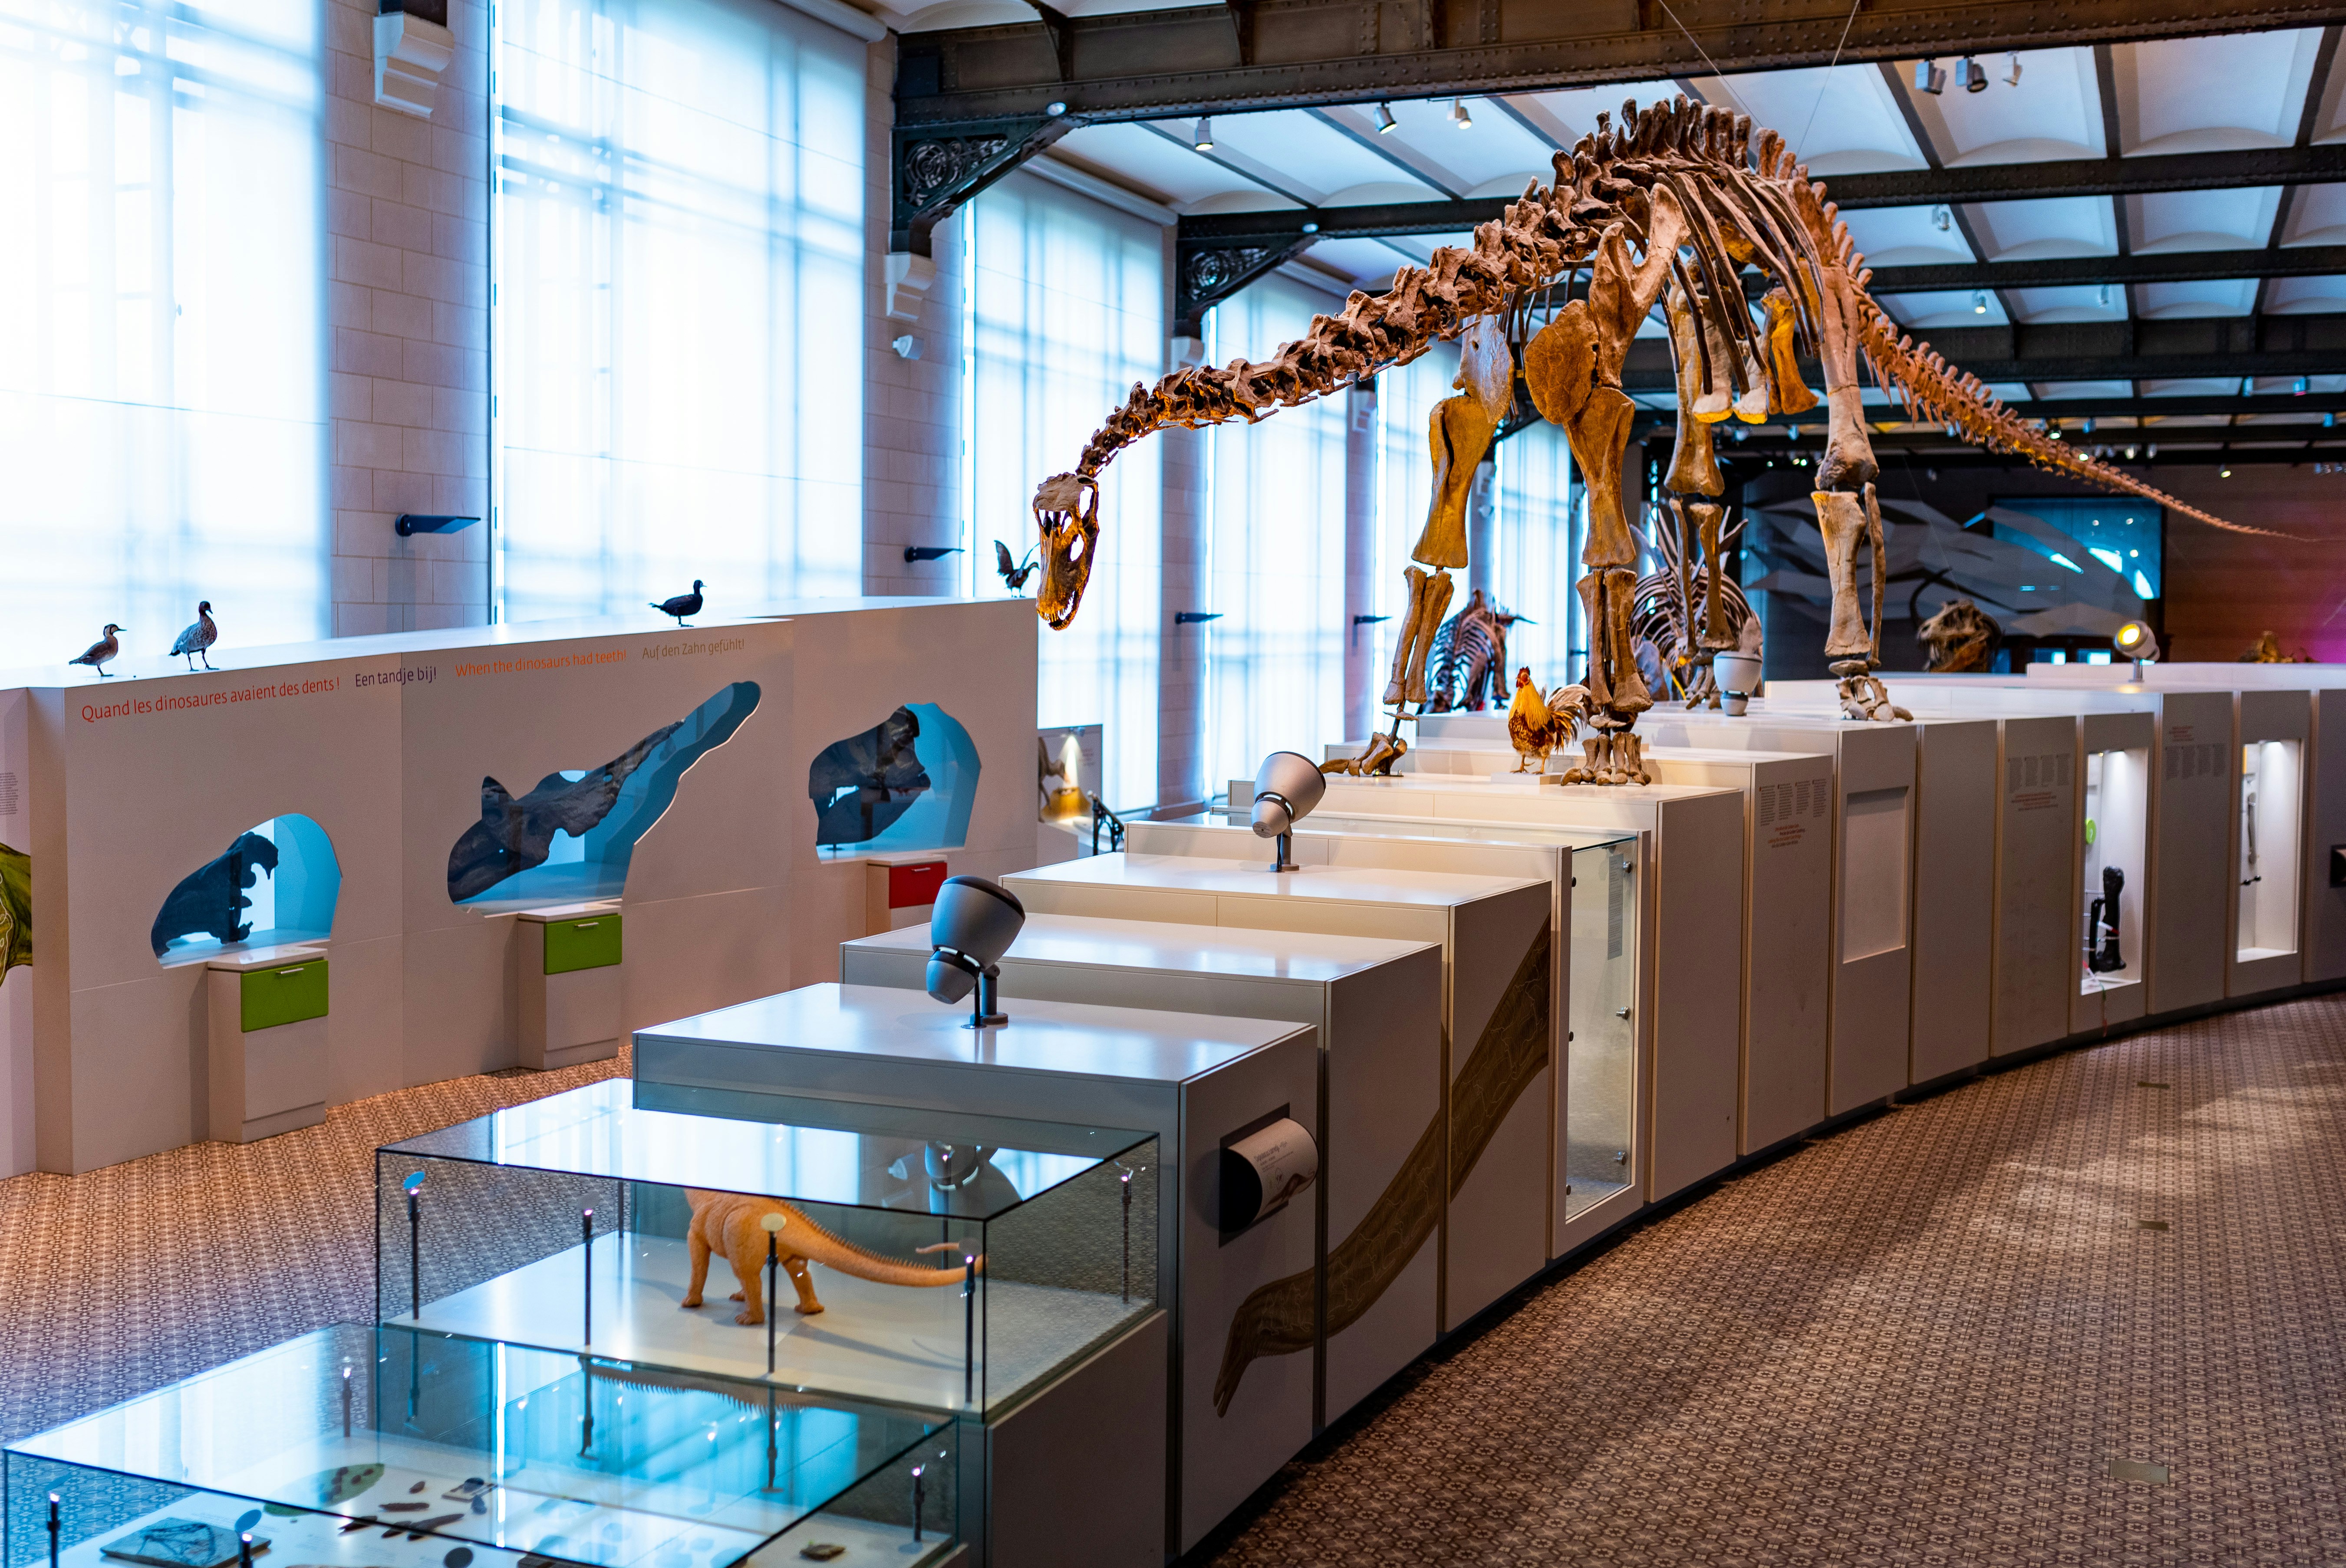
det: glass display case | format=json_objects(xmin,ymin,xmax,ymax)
[
  {"xmin": 5, "ymin": 1324, "xmax": 957, "ymax": 1568},
  {"xmin": 377, "ymin": 1081, "xmax": 1158, "ymax": 1418},
  {"xmin": 2081, "ymin": 742, "xmax": 2149, "ymax": 997},
  {"xmin": 2239, "ymin": 738, "xmax": 2304, "ymax": 962},
  {"xmin": 1564, "ymin": 837, "xmax": 1639, "ymax": 1220}
]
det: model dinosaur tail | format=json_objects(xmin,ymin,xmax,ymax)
[{"xmin": 782, "ymin": 1201, "xmax": 983, "ymax": 1288}]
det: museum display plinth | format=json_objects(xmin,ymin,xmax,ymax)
[
  {"xmin": 4, "ymin": 1324, "xmax": 962, "ymax": 1568},
  {"xmin": 841, "ymin": 914, "xmax": 1441, "ymax": 1430},
  {"xmin": 1000, "ymin": 855, "xmax": 1551, "ymax": 1338},
  {"xmin": 1274, "ymin": 767, "xmax": 1744, "ymax": 1204},
  {"xmin": 515, "ymin": 901, "xmax": 623, "ymax": 1070},
  {"xmin": 200, "ymin": 942, "xmax": 330, "ymax": 1143},
  {"xmin": 376, "ymin": 1077, "xmax": 1163, "ymax": 1568},
  {"xmin": 630, "ymin": 984, "xmax": 1315, "ymax": 1557}
]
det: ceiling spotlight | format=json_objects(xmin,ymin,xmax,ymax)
[
  {"xmin": 1193, "ymin": 116, "xmax": 1214, "ymax": 151},
  {"xmin": 2147, "ymin": 442, "xmax": 2158, "ymax": 457},
  {"xmin": 2125, "ymin": 444, "xmax": 2138, "ymax": 460},
  {"xmin": 2221, "ymin": 465, "xmax": 2234, "ymax": 477},
  {"xmin": 1931, "ymin": 203, "xmax": 1951, "ymax": 232},
  {"xmin": 1450, "ymin": 97, "xmax": 1473, "ymax": 130},
  {"xmin": 1915, "ymin": 58, "xmax": 1947, "ymax": 95},
  {"xmin": 2295, "ymin": 375, "xmax": 2310, "ymax": 395},
  {"xmin": 1972, "ymin": 289, "xmax": 1989, "ymax": 314},
  {"xmin": 2242, "ymin": 376, "xmax": 2255, "ymax": 396},
  {"xmin": 2097, "ymin": 283, "xmax": 2111, "ymax": 308},
  {"xmin": 2005, "ymin": 52, "xmax": 2023, "ymax": 87},
  {"xmin": 2327, "ymin": 412, "xmax": 2337, "ymax": 428},
  {"xmin": 2083, "ymin": 416, "xmax": 2095, "ymax": 433},
  {"xmin": 1962, "ymin": 56, "xmax": 1987, "ymax": 92},
  {"xmin": 1374, "ymin": 101, "xmax": 1398, "ymax": 134}
]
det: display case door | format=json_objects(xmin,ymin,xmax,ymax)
[
  {"xmin": 2230, "ymin": 689, "xmax": 2310, "ymax": 998},
  {"xmin": 1990, "ymin": 716, "xmax": 2080, "ymax": 1056},
  {"xmin": 2072, "ymin": 712, "xmax": 2153, "ymax": 1035},
  {"xmin": 2149, "ymin": 692, "xmax": 2234, "ymax": 1016}
]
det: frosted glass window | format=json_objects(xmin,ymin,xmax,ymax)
[
  {"xmin": 1202, "ymin": 276, "xmax": 1348, "ymax": 785},
  {"xmin": 1493, "ymin": 418, "xmax": 1580, "ymax": 687},
  {"xmin": 491, "ymin": 0, "xmax": 865, "ymax": 622},
  {"xmin": 1370, "ymin": 350, "xmax": 1452, "ymax": 711},
  {"xmin": 0, "ymin": 0, "xmax": 326, "ymax": 668},
  {"xmin": 967, "ymin": 171, "xmax": 1163, "ymax": 810}
]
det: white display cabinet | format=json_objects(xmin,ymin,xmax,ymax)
[
  {"xmin": 840, "ymin": 913, "xmax": 1443, "ymax": 1431},
  {"xmin": 1638, "ymin": 712, "xmax": 1943, "ymax": 1110},
  {"xmin": 1989, "ymin": 716, "xmax": 2082, "ymax": 1057},
  {"xmin": 514, "ymin": 900, "xmax": 623, "ymax": 1069},
  {"xmin": 1257, "ymin": 772, "xmax": 1744, "ymax": 1205},
  {"xmin": 630, "ymin": 984, "xmax": 1316, "ymax": 1558},
  {"xmin": 2234, "ymin": 690, "xmax": 2311, "ymax": 997},
  {"xmin": 2075, "ymin": 712, "xmax": 2153, "ymax": 1034},
  {"xmin": 1317, "ymin": 740, "xmax": 1825, "ymax": 1160},
  {"xmin": 1844, "ymin": 681, "xmax": 2233, "ymax": 1020},
  {"xmin": 1118, "ymin": 814, "xmax": 1639, "ymax": 1257},
  {"xmin": 201, "ymin": 941, "xmax": 331, "ymax": 1142},
  {"xmin": 1001, "ymin": 855, "xmax": 1551, "ymax": 1341}
]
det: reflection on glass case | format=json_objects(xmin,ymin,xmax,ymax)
[
  {"xmin": 377, "ymin": 1081, "xmax": 1158, "ymax": 1418},
  {"xmin": 1566, "ymin": 838, "xmax": 1639, "ymax": 1220},
  {"xmin": 2081, "ymin": 746, "xmax": 2148, "ymax": 996},
  {"xmin": 4, "ymin": 1325, "xmax": 957, "ymax": 1568},
  {"xmin": 2239, "ymin": 739, "xmax": 2304, "ymax": 962}
]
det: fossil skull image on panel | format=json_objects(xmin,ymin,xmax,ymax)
[{"xmin": 1028, "ymin": 97, "xmax": 2270, "ymax": 772}]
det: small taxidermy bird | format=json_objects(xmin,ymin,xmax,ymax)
[
  {"xmin": 170, "ymin": 602, "xmax": 217, "ymax": 671},
  {"xmin": 1506, "ymin": 667, "xmax": 1591, "ymax": 775},
  {"xmin": 652, "ymin": 580, "xmax": 704, "ymax": 626},
  {"xmin": 995, "ymin": 541, "xmax": 1038, "ymax": 593},
  {"xmin": 69, "ymin": 624, "xmax": 124, "ymax": 677}
]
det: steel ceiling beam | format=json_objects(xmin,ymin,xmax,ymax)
[
  {"xmin": 1872, "ymin": 246, "xmax": 2346, "ymax": 293},
  {"xmin": 894, "ymin": 0, "xmax": 2346, "ymax": 124}
]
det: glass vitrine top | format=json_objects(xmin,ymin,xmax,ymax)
[
  {"xmin": 383, "ymin": 1080, "xmax": 1151, "ymax": 1223},
  {"xmin": 8, "ymin": 1325, "xmax": 945, "ymax": 1568}
]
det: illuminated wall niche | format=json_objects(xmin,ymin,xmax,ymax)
[
  {"xmin": 808, "ymin": 703, "xmax": 981, "ymax": 852},
  {"xmin": 153, "ymin": 815, "xmax": 342, "ymax": 960},
  {"xmin": 449, "ymin": 681, "xmax": 761, "ymax": 913}
]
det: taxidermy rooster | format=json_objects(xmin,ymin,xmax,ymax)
[{"xmin": 1506, "ymin": 667, "xmax": 1591, "ymax": 775}]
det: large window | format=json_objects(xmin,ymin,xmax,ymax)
[
  {"xmin": 491, "ymin": 0, "xmax": 864, "ymax": 622},
  {"xmin": 1493, "ymin": 418, "xmax": 1580, "ymax": 687},
  {"xmin": 0, "ymin": 0, "xmax": 326, "ymax": 667},
  {"xmin": 965, "ymin": 171, "xmax": 1163, "ymax": 811},
  {"xmin": 1202, "ymin": 274, "xmax": 1348, "ymax": 784}
]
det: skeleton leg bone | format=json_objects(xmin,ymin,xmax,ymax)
[
  {"xmin": 1406, "ymin": 570, "xmax": 1454, "ymax": 705},
  {"xmin": 1383, "ymin": 566, "xmax": 1431, "ymax": 707}
]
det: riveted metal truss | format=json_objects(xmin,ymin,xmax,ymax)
[{"xmin": 891, "ymin": 113, "xmax": 1073, "ymax": 254}]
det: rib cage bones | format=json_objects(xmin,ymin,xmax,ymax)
[{"xmin": 1030, "ymin": 94, "xmax": 2262, "ymax": 724}]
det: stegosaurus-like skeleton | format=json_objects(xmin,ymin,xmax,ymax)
[{"xmin": 1032, "ymin": 96, "xmax": 2275, "ymax": 760}]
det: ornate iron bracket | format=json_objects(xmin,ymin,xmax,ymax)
[
  {"xmin": 891, "ymin": 113, "xmax": 1073, "ymax": 256},
  {"xmin": 1172, "ymin": 232, "xmax": 1320, "ymax": 337}
]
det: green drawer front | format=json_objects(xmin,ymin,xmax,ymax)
[
  {"xmin": 545, "ymin": 914, "xmax": 623, "ymax": 975},
  {"xmin": 241, "ymin": 959, "xmax": 329, "ymax": 1033}
]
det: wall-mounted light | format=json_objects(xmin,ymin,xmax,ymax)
[
  {"xmin": 1962, "ymin": 56, "xmax": 1987, "ymax": 92},
  {"xmin": 1915, "ymin": 58, "xmax": 1947, "ymax": 95},
  {"xmin": 891, "ymin": 334, "xmax": 923, "ymax": 359},
  {"xmin": 1193, "ymin": 116, "xmax": 1214, "ymax": 151},
  {"xmin": 1374, "ymin": 101, "xmax": 1398, "ymax": 134},
  {"xmin": 1175, "ymin": 611, "xmax": 1224, "ymax": 625},
  {"xmin": 395, "ymin": 514, "xmax": 480, "ymax": 537},
  {"xmin": 904, "ymin": 545, "xmax": 963, "ymax": 563},
  {"xmin": 1972, "ymin": 290, "xmax": 1989, "ymax": 314},
  {"xmin": 1450, "ymin": 97, "xmax": 1473, "ymax": 129}
]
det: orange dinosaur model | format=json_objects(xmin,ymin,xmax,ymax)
[{"xmin": 679, "ymin": 1188, "xmax": 976, "ymax": 1324}]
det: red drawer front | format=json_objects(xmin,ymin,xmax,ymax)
[{"xmin": 889, "ymin": 860, "xmax": 949, "ymax": 909}]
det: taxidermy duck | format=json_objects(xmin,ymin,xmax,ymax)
[
  {"xmin": 1506, "ymin": 667, "xmax": 1591, "ymax": 775},
  {"xmin": 679, "ymin": 1188, "xmax": 977, "ymax": 1324},
  {"xmin": 995, "ymin": 540, "xmax": 1038, "ymax": 592},
  {"xmin": 69, "ymin": 625, "xmax": 123, "ymax": 677},
  {"xmin": 170, "ymin": 602, "xmax": 217, "ymax": 670},
  {"xmin": 652, "ymin": 581, "xmax": 704, "ymax": 626}
]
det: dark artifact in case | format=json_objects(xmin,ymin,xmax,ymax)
[
  {"xmin": 807, "ymin": 705, "xmax": 930, "ymax": 846},
  {"xmin": 2087, "ymin": 865, "xmax": 2125, "ymax": 974},
  {"xmin": 151, "ymin": 831, "xmax": 279, "ymax": 955}
]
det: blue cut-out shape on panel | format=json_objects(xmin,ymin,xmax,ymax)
[
  {"xmin": 153, "ymin": 814, "xmax": 342, "ymax": 960},
  {"xmin": 449, "ymin": 681, "xmax": 761, "ymax": 912},
  {"xmin": 809, "ymin": 702, "xmax": 980, "ymax": 852}
]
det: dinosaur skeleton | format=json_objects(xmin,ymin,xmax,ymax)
[
  {"xmin": 1631, "ymin": 504, "xmax": 1756, "ymax": 709},
  {"xmin": 1031, "ymin": 96, "xmax": 2257, "ymax": 771}
]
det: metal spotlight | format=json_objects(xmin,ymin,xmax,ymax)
[
  {"xmin": 1972, "ymin": 290, "xmax": 1989, "ymax": 314},
  {"xmin": 2097, "ymin": 283, "xmax": 2110, "ymax": 308},
  {"xmin": 2147, "ymin": 443, "xmax": 2157, "ymax": 457},
  {"xmin": 1962, "ymin": 56, "xmax": 1987, "ymax": 92},
  {"xmin": 1931, "ymin": 204, "xmax": 1951, "ymax": 232},
  {"xmin": 1450, "ymin": 97, "xmax": 1473, "ymax": 129},
  {"xmin": 1374, "ymin": 101, "xmax": 1398, "ymax": 134},
  {"xmin": 2296, "ymin": 376, "xmax": 2310, "ymax": 395},
  {"xmin": 1193, "ymin": 116, "xmax": 1214, "ymax": 151},
  {"xmin": 1915, "ymin": 58, "xmax": 1947, "ymax": 95},
  {"xmin": 2327, "ymin": 412, "xmax": 2337, "ymax": 429},
  {"xmin": 2005, "ymin": 53, "xmax": 2023, "ymax": 86},
  {"xmin": 2221, "ymin": 465, "xmax": 2234, "ymax": 478}
]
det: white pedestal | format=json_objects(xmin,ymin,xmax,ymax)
[
  {"xmin": 202, "ymin": 943, "xmax": 329, "ymax": 1143},
  {"xmin": 516, "ymin": 901, "xmax": 623, "ymax": 1070}
]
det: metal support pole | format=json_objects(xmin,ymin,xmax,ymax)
[
  {"xmin": 582, "ymin": 1209, "xmax": 595, "ymax": 1346},
  {"xmin": 1120, "ymin": 1167, "xmax": 1133, "ymax": 1305},
  {"xmin": 406, "ymin": 1191, "xmax": 421, "ymax": 1319},
  {"xmin": 910, "ymin": 1465, "xmax": 926, "ymax": 1545},
  {"xmin": 48, "ymin": 1492, "xmax": 60, "ymax": 1568},
  {"xmin": 765, "ymin": 1234, "xmax": 779, "ymax": 1376},
  {"xmin": 962, "ymin": 1256, "xmax": 977, "ymax": 1406}
]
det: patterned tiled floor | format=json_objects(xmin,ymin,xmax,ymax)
[{"xmin": 1, "ymin": 1000, "xmax": 2342, "ymax": 1565}]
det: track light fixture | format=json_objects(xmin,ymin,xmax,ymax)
[
  {"xmin": 2097, "ymin": 283, "xmax": 2111, "ymax": 308},
  {"xmin": 1374, "ymin": 101, "xmax": 1398, "ymax": 134},
  {"xmin": 2147, "ymin": 443, "xmax": 2158, "ymax": 457},
  {"xmin": 2222, "ymin": 465, "xmax": 2234, "ymax": 478},
  {"xmin": 1972, "ymin": 289, "xmax": 1989, "ymax": 314},
  {"xmin": 1915, "ymin": 58, "xmax": 1947, "ymax": 95},
  {"xmin": 2295, "ymin": 375, "xmax": 2310, "ymax": 395},
  {"xmin": 2005, "ymin": 53, "xmax": 2023, "ymax": 86},
  {"xmin": 1931, "ymin": 204, "xmax": 1951, "ymax": 232},
  {"xmin": 2125, "ymin": 444, "xmax": 2138, "ymax": 460},
  {"xmin": 1450, "ymin": 97, "xmax": 1473, "ymax": 129},
  {"xmin": 1962, "ymin": 56, "xmax": 1987, "ymax": 92},
  {"xmin": 2327, "ymin": 412, "xmax": 2338, "ymax": 429},
  {"xmin": 2082, "ymin": 416, "xmax": 2095, "ymax": 434},
  {"xmin": 1193, "ymin": 116, "xmax": 1214, "ymax": 151}
]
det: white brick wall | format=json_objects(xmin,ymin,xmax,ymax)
[
  {"xmin": 325, "ymin": 0, "xmax": 491, "ymax": 636},
  {"xmin": 862, "ymin": 36, "xmax": 968, "ymax": 598}
]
